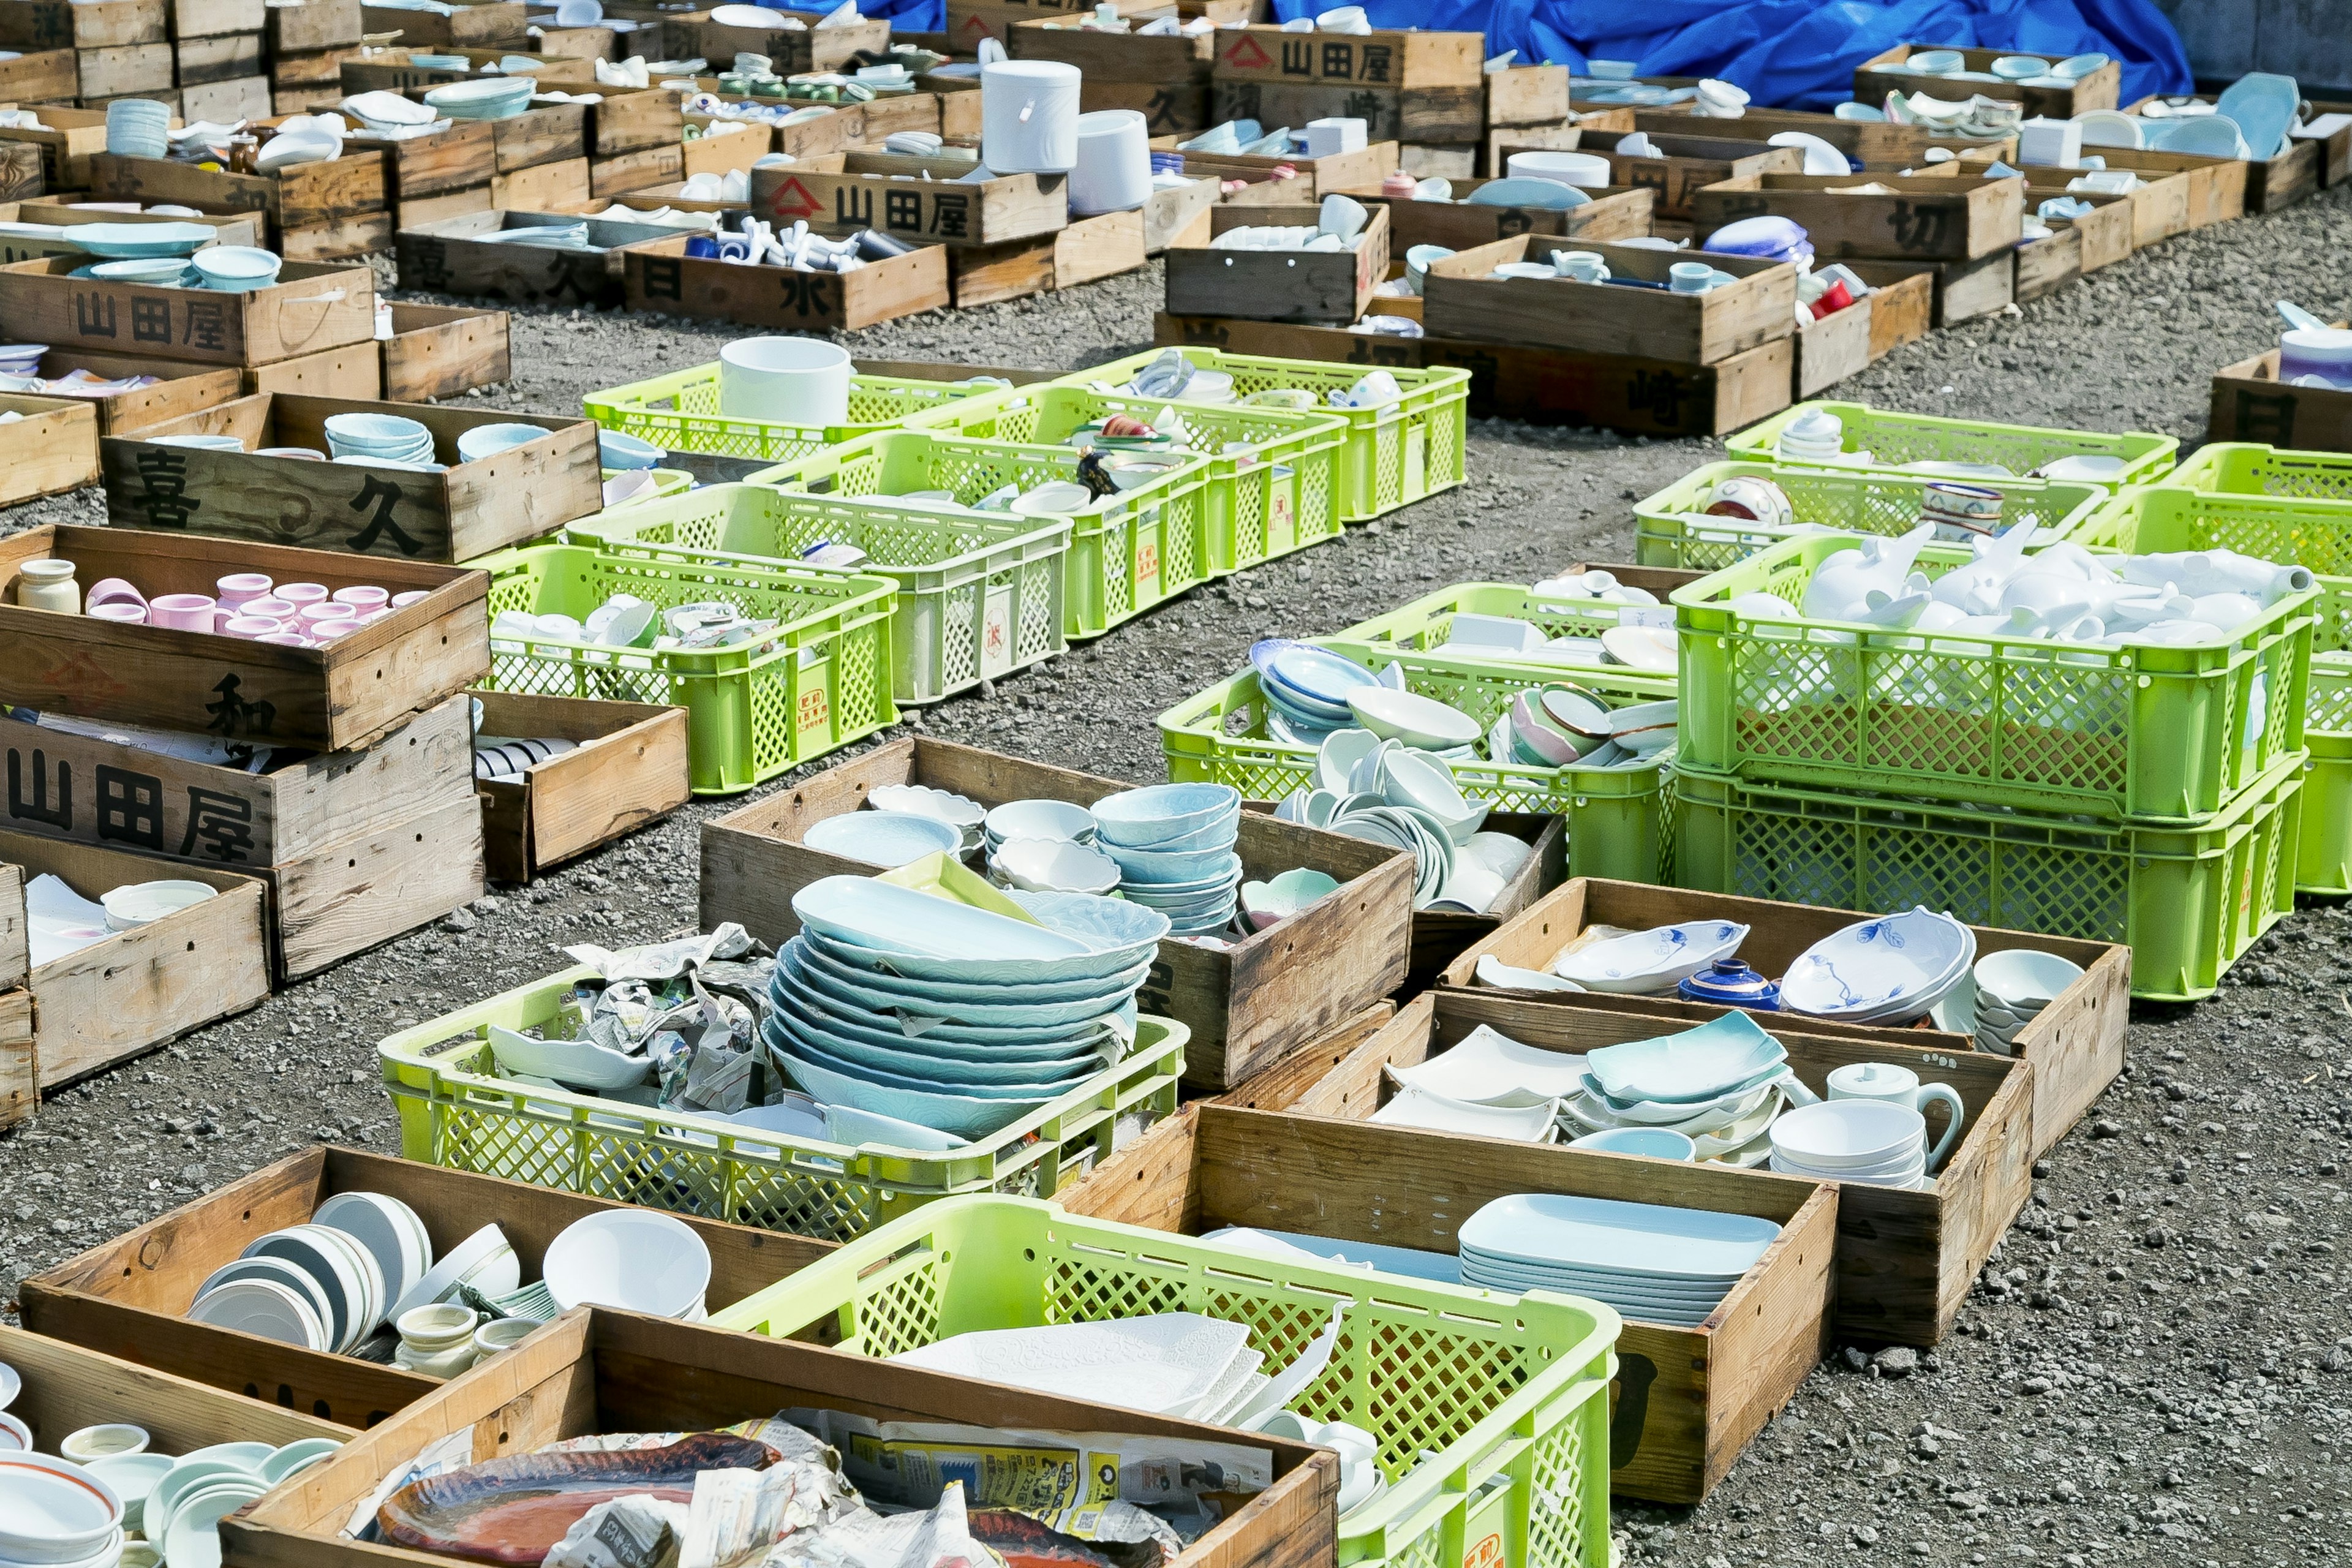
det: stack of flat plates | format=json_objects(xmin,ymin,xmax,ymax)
[{"xmin": 1457, "ymin": 1192, "xmax": 1780, "ymax": 1329}]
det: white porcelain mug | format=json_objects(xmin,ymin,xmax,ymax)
[
  {"xmin": 1826, "ymin": 1061, "xmax": 1965, "ymax": 1169},
  {"xmin": 1069, "ymin": 108, "xmax": 1150, "ymax": 214},
  {"xmin": 719, "ymin": 335, "xmax": 853, "ymax": 425}
]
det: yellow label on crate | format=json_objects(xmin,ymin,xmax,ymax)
[
  {"xmin": 797, "ymin": 685, "xmax": 830, "ymax": 734},
  {"xmin": 1466, "ymin": 1531, "xmax": 1506, "ymax": 1568}
]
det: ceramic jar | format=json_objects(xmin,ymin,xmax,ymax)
[{"xmin": 17, "ymin": 559, "xmax": 79, "ymax": 614}]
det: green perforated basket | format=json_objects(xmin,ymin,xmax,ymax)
[
  {"xmin": 467, "ymin": 540, "xmax": 899, "ymax": 794},
  {"xmin": 377, "ymin": 971, "xmax": 1188, "ymax": 1242},
  {"xmin": 2162, "ymin": 443, "xmax": 2352, "ymax": 507},
  {"xmin": 2076, "ymin": 468, "xmax": 2352, "ymax": 582},
  {"xmin": 1633, "ymin": 462, "xmax": 2106, "ymax": 571},
  {"xmin": 2304, "ymin": 652, "xmax": 2352, "ymax": 895},
  {"xmin": 1721, "ymin": 402, "xmax": 2177, "ymax": 487},
  {"xmin": 1066, "ymin": 348, "xmax": 1471, "ymax": 522},
  {"xmin": 1672, "ymin": 754, "xmax": 2302, "ymax": 1002},
  {"xmin": 711, "ymin": 1196, "xmax": 1617, "ymax": 1568},
  {"xmin": 1158, "ymin": 645, "xmax": 1675, "ymax": 881},
  {"xmin": 583, "ymin": 364, "xmax": 1024, "ymax": 464},
  {"xmin": 565, "ymin": 484, "xmax": 1069, "ymax": 705},
  {"xmin": 1673, "ymin": 532, "xmax": 2316, "ymax": 824},
  {"xmin": 1322, "ymin": 575, "xmax": 1700, "ymax": 672},
  {"xmin": 905, "ymin": 383, "xmax": 1349, "ymax": 575},
  {"xmin": 749, "ymin": 429, "xmax": 1213, "ymax": 641}
]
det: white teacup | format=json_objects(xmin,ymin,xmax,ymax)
[
  {"xmin": 1668, "ymin": 260, "xmax": 1714, "ymax": 293},
  {"xmin": 1551, "ymin": 249, "xmax": 1608, "ymax": 282},
  {"xmin": 1825, "ymin": 1061, "xmax": 1965, "ymax": 1169}
]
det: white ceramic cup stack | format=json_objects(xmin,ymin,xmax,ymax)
[
  {"xmin": 1768, "ymin": 1099, "xmax": 1933, "ymax": 1188},
  {"xmin": 1969, "ymin": 948, "xmax": 2085, "ymax": 1055},
  {"xmin": 105, "ymin": 99, "xmax": 170, "ymax": 158},
  {"xmin": 718, "ymin": 335, "xmax": 852, "ymax": 424},
  {"xmin": 1069, "ymin": 108, "xmax": 1151, "ymax": 214},
  {"xmin": 981, "ymin": 58, "xmax": 1080, "ymax": 173}
]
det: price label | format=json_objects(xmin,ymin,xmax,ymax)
[{"xmin": 1616, "ymin": 605, "xmax": 1675, "ymax": 629}]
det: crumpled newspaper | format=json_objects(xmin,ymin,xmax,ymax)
[
  {"xmin": 764, "ymin": 1481, "xmax": 994, "ymax": 1568},
  {"xmin": 550, "ymin": 927, "xmax": 778, "ymax": 1115},
  {"xmin": 568, "ymin": 924, "xmax": 760, "ymax": 984}
]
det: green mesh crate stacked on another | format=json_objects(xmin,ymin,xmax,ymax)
[
  {"xmin": 1633, "ymin": 462, "xmax": 2107, "ymax": 571},
  {"xmin": 469, "ymin": 541, "xmax": 899, "ymax": 794},
  {"xmin": 905, "ymin": 382, "xmax": 1348, "ymax": 575},
  {"xmin": 584, "ymin": 364, "xmax": 1025, "ymax": 466},
  {"xmin": 567, "ymin": 484, "xmax": 1071, "ymax": 705},
  {"xmin": 1159, "ymin": 644, "xmax": 1676, "ymax": 882},
  {"xmin": 1672, "ymin": 530, "xmax": 2317, "ymax": 824},
  {"xmin": 748, "ymin": 429, "xmax": 1214, "ymax": 641},
  {"xmin": 377, "ymin": 970, "xmax": 1189, "ymax": 1242},
  {"xmin": 1066, "ymin": 348, "xmax": 1471, "ymax": 523},
  {"xmin": 2161, "ymin": 442, "xmax": 2352, "ymax": 505},
  {"xmin": 1722, "ymin": 401, "xmax": 2178, "ymax": 487},
  {"xmin": 1673, "ymin": 756, "xmax": 2302, "ymax": 1002},
  {"xmin": 711, "ymin": 1196, "xmax": 1617, "ymax": 1568},
  {"xmin": 1321, "ymin": 573, "xmax": 1698, "ymax": 675}
]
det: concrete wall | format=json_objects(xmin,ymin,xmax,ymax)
[{"xmin": 2149, "ymin": 0, "xmax": 2352, "ymax": 94}]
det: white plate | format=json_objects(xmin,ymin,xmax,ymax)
[
  {"xmin": 185, "ymin": 1277, "xmax": 326, "ymax": 1351},
  {"xmin": 1368, "ymin": 1082, "xmax": 1556, "ymax": 1140},
  {"xmin": 792, "ymin": 876, "xmax": 1087, "ymax": 963},
  {"xmin": 1390, "ymin": 1023, "xmax": 1586, "ymax": 1106},
  {"xmin": 1458, "ymin": 1192, "xmax": 1781, "ymax": 1278},
  {"xmin": 312, "ymin": 1191, "xmax": 430, "ymax": 1309},
  {"xmin": 891, "ymin": 1314, "xmax": 1254, "ymax": 1417},
  {"xmin": 1553, "ymin": 919, "xmax": 1747, "ymax": 993}
]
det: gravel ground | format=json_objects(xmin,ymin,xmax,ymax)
[{"xmin": 6, "ymin": 180, "xmax": 2352, "ymax": 1566}]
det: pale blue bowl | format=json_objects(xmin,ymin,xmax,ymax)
[
  {"xmin": 597, "ymin": 430, "xmax": 664, "ymax": 470},
  {"xmin": 792, "ymin": 931, "xmax": 1153, "ymax": 1010},
  {"xmin": 1090, "ymin": 782, "xmax": 1242, "ymax": 848},
  {"xmin": 1103, "ymin": 841, "xmax": 1242, "ymax": 885}
]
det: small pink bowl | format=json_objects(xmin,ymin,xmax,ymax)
[
  {"xmin": 216, "ymin": 572, "xmax": 273, "ymax": 606},
  {"xmin": 332, "ymin": 585, "xmax": 391, "ymax": 612},
  {"xmin": 224, "ymin": 616, "xmax": 283, "ymax": 639},
  {"xmin": 242, "ymin": 595, "xmax": 295, "ymax": 621},
  {"xmin": 276, "ymin": 582, "xmax": 329, "ymax": 607},
  {"xmin": 297, "ymin": 602, "xmax": 356, "ymax": 627},
  {"xmin": 391, "ymin": 590, "xmax": 429, "ymax": 608},
  {"xmin": 311, "ymin": 620, "xmax": 361, "ymax": 644},
  {"xmin": 88, "ymin": 602, "xmax": 147, "ymax": 625},
  {"xmin": 257, "ymin": 632, "xmax": 311, "ymax": 647},
  {"xmin": 86, "ymin": 577, "xmax": 146, "ymax": 611},
  {"xmin": 149, "ymin": 593, "xmax": 217, "ymax": 633}
]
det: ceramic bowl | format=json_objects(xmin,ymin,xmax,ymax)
[
  {"xmin": 1381, "ymin": 747, "xmax": 1485, "ymax": 844},
  {"xmin": 597, "ymin": 430, "xmax": 663, "ymax": 469},
  {"xmin": 1555, "ymin": 919, "xmax": 1749, "ymax": 994},
  {"xmin": 1768, "ymin": 1099, "xmax": 1924, "ymax": 1169},
  {"xmin": 1972, "ymin": 947, "xmax": 2082, "ymax": 1009},
  {"xmin": 990, "ymin": 837, "xmax": 1121, "ymax": 895},
  {"xmin": 802, "ymin": 809, "xmax": 961, "ymax": 869},
  {"xmin": 59, "ymin": 1425, "xmax": 148, "ymax": 1463},
  {"xmin": 454, "ymin": 422, "xmax": 548, "ymax": 463},
  {"xmin": 866, "ymin": 784, "xmax": 984, "ymax": 842},
  {"xmin": 191, "ymin": 246, "xmax": 283, "ymax": 292},
  {"xmin": 1090, "ymin": 783, "xmax": 1241, "ymax": 848},
  {"xmin": 1346, "ymin": 687, "xmax": 1481, "ymax": 748},
  {"xmin": 98, "ymin": 880, "xmax": 215, "ymax": 930},
  {"xmin": 1108, "ymin": 843, "xmax": 1243, "ymax": 888},
  {"xmin": 0, "ymin": 1452, "xmax": 123, "ymax": 1564},
  {"xmin": 543, "ymin": 1209, "xmax": 710, "ymax": 1317},
  {"xmin": 983, "ymin": 797, "xmax": 1097, "ymax": 847},
  {"xmin": 1239, "ymin": 867, "xmax": 1338, "ymax": 930},
  {"xmin": 1781, "ymin": 907, "xmax": 1972, "ymax": 1020},
  {"xmin": 258, "ymin": 1439, "xmax": 343, "ymax": 1486},
  {"xmin": 1570, "ymin": 1126, "xmax": 1697, "ymax": 1159},
  {"xmin": 83, "ymin": 1453, "xmax": 171, "ymax": 1534},
  {"xmin": 471, "ymin": 1317, "xmax": 538, "ymax": 1360}
]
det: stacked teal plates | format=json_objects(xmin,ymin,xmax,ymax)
[
  {"xmin": 423, "ymin": 76, "xmax": 536, "ymax": 121},
  {"xmin": 70, "ymin": 221, "xmax": 216, "ymax": 258}
]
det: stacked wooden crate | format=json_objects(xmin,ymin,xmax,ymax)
[
  {"xmin": 170, "ymin": 0, "xmax": 271, "ymax": 121},
  {"xmin": 359, "ymin": 0, "xmax": 526, "ymax": 50},
  {"xmin": 584, "ymin": 86, "xmax": 688, "ymax": 199},
  {"xmin": 0, "ymin": 0, "xmax": 158, "ymax": 108},
  {"xmin": 1210, "ymin": 25, "xmax": 1483, "ymax": 165},
  {"xmin": 86, "ymin": 145, "xmax": 391, "ymax": 257},
  {"xmin": 265, "ymin": 0, "xmax": 364, "ymax": 112}
]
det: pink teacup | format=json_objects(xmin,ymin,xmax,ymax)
[
  {"xmin": 311, "ymin": 620, "xmax": 361, "ymax": 644},
  {"xmin": 225, "ymin": 616, "xmax": 285, "ymax": 639},
  {"xmin": 296, "ymin": 602, "xmax": 355, "ymax": 628},
  {"xmin": 216, "ymin": 572, "xmax": 273, "ymax": 608},
  {"xmin": 149, "ymin": 593, "xmax": 217, "ymax": 632},
  {"xmin": 391, "ymin": 590, "xmax": 429, "ymax": 608},
  {"xmin": 331, "ymin": 585, "xmax": 390, "ymax": 612},
  {"xmin": 86, "ymin": 577, "xmax": 146, "ymax": 611},
  {"xmin": 88, "ymin": 602, "xmax": 148, "ymax": 625},
  {"xmin": 257, "ymin": 631, "xmax": 311, "ymax": 647},
  {"xmin": 276, "ymin": 582, "xmax": 330, "ymax": 608},
  {"xmin": 242, "ymin": 595, "xmax": 295, "ymax": 622}
]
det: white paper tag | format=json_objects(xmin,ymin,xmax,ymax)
[{"xmin": 1616, "ymin": 605, "xmax": 1675, "ymax": 629}]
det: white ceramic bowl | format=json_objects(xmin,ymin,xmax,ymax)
[
  {"xmin": 97, "ymin": 880, "xmax": 215, "ymax": 930},
  {"xmin": 1972, "ymin": 947, "xmax": 2084, "ymax": 1009},
  {"xmin": 1768, "ymin": 1099, "xmax": 1925, "ymax": 1169},
  {"xmin": 392, "ymin": 1224, "xmax": 513, "ymax": 1320},
  {"xmin": 1345, "ymin": 687, "xmax": 1482, "ymax": 748},
  {"xmin": 543, "ymin": 1209, "xmax": 710, "ymax": 1317},
  {"xmin": 0, "ymin": 1452, "xmax": 123, "ymax": 1564},
  {"xmin": 983, "ymin": 797, "xmax": 1098, "ymax": 846}
]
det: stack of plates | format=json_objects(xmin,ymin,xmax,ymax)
[
  {"xmin": 117, "ymin": 1439, "xmax": 344, "ymax": 1566},
  {"xmin": 1781, "ymin": 906, "xmax": 1974, "ymax": 1025},
  {"xmin": 69, "ymin": 221, "xmax": 216, "ymax": 259},
  {"xmin": 104, "ymin": 99, "xmax": 169, "ymax": 157},
  {"xmin": 981, "ymin": 801, "xmax": 1120, "ymax": 895},
  {"xmin": 324, "ymin": 411, "xmax": 436, "ymax": 464},
  {"xmin": 0, "ymin": 344, "xmax": 43, "ymax": 376},
  {"xmin": 86, "ymin": 257, "xmax": 194, "ymax": 287},
  {"xmin": 1457, "ymin": 1192, "xmax": 1781, "ymax": 1327},
  {"xmin": 423, "ymin": 76, "xmax": 537, "ymax": 119},
  {"xmin": 804, "ymin": 809, "xmax": 962, "ymax": 869},
  {"xmin": 1966, "ymin": 947, "xmax": 2084, "ymax": 1056},
  {"xmin": 768, "ymin": 875, "xmax": 1168, "ymax": 1138},
  {"xmin": 1091, "ymin": 783, "xmax": 1243, "ymax": 935},
  {"xmin": 190, "ymin": 1223, "xmax": 389, "ymax": 1354},
  {"xmin": 1561, "ymin": 1010, "xmax": 1790, "ymax": 1164},
  {"xmin": 1768, "ymin": 1099, "xmax": 1932, "ymax": 1189},
  {"xmin": 491, "ymin": 221, "xmax": 593, "ymax": 249},
  {"xmin": 1249, "ymin": 638, "xmax": 1382, "ymax": 746}
]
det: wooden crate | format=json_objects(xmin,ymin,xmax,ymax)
[
  {"xmin": 1008, "ymin": 16, "xmax": 1213, "ymax": 82},
  {"xmin": 241, "ymin": 339, "xmax": 383, "ymax": 398},
  {"xmin": 0, "ymin": 864, "xmax": 23, "ymax": 990},
  {"xmin": 2021, "ymin": 179, "xmax": 2133, "ymax": 271},
  {"xmin": 475, "ymin": 691, "xmax": 689, "ymax": 882},
  {"xmin": 581, "ymin": 83, "xmax": 684, "ymax": 155},
  {"xmin": 380, "ymin": 301, "xmax": 510, "ymax": 401},
  {"xmin": 349, "ymin": 117, "xmax": 496, "ymax": 200},
  {"xmin": 167, "ymin": 0, "xmax": 262, "ymax": 34},
  {"xmin": 1439, "ymin": 876, "xmax": 2128, "ymax": 1159},
  {"xmin": 485, "ymin": 99, "xmax": 589, "ymax": 171},
  {"xmin": 1063, "ymin": 1085, "xmax": 1831, "ymax": 1504},
  {"xmin": 0, "ymin": 1322, "xmax": 342, "ymax": 1454},
  {"xmin": 1793, "ymin": 295, "xmax": 1872, "ymax": 396},
  {"xmin": 1635, "ymin": 105, "xmax": 2015, "ymax": 169},
  {"xmin": 1424, "ymin": 233, "xmax": 1797, "ymax": 363},
  {"xmin": 750, "ymin": 149, "xmax": 1069, "ymax": 247},
  {"xmin": 0, "ymin": 987, "xmax": 31, "ymax": 1130},
  {"xmin": 1143, "ymin": 173, "xmax": 1219, "ymax": 252},
  {"xmin": 695, "ymin": 5, "xmax": 888, "ymax": 72},
  {"xmin": 1854, "ymin": 43, "xmax": 2119, "ymax": 118},
  {"xmin": 948, "ymin": 207, "xmax": 1147, "ymax": 306},
  {"xmin": 943, "ymin": 0, "xmax": 1161, "ymax": 48},
  {"xmin": 1564, "ymin": 128, "xmax": 1803, "ymax": 221},
  {"xmin": 0, "ymin": 46, "xmax": 78, "ymax": 100},
  {"xmin": 76, "ymin": 42, "xmax": 177, "ymax": 97},
  {"xmin": 679, "ymin": 124, "xmax": 765, "ymax": 181},
  {"xmin": 2210, "ymin": 350, "xmax": 2352, "ymax": 451},
  {"xmin": 86, "ymin": 147, "xmax": 385, "ymax": 230},
  {"xmin": 14, "ymin": 197, "xmax": 263, "ymax": 249},
  {"xmin": 0, "ymin": 524, "xmax": 488, "ymax": 750},
  {"xmin": 1692, "ymin": 170, "xmax": 2024, "ymax": 261},
  {"xmin": 622, "ymin": 238, "xmax": 951, "ymax": 332},
  {"xmin": 391, "ymin": 180, "xmax": 492, "ymax": 227},
  {"xmin": 1211, "ymin": 23, "xmax": 1478, "ymax": 89},
  {"xmin": 1844, "ymin": 252, "xmax": 2011, "ymax": 326},
  {"xmin": 0, "ymin": 0, "xmax": 165, "ymax": 53},
  {"xmin": 699, "ymin": 737, "xmax": 1416, "ymax": 1093},
  {"xmin": 2122, "ymin": 96, "xmax": 2318, "ymax": 212},
  {"xmin": 179, "ymin": 73, "xmax": 273, "ymax": 121},
  {"xmin": 2012, "ymin": 227, "xmax": 2079, "ymax": 304},
  {"xmin": 1164, "ymin": 200, "xmax": 1389, "ymax": 324},
  {"xmin": 0, "ymin": 391, "xmax": 98, "ymax": 502},
  {"xmin": 1072, "ymin": 78, "xmax": 1210, "ymax": 136},
  {"xmin": 222, "ymin": 1306, "xmax": 1336, "ymax": 1568},
  {"xmin": 175, "ymin": 29, "xmax": 263, "ymax": 81},
  {"xmin": 1487, "ymin": 62, "xmax": 1569, "ymax": 127},
  {"xmin": 3, "ymin": 347, "xmax": 241, "ymax": 434},
  {"xmin": 489, "ymin": 154, "xmax": 590, "ymax": 211},
  {"xmin": 0, "ymin": 828, "xmax": 269, "ymax": 1090},
  {"xmin": 272, "ymin": 83, "xmax": 347, "ymax": 113},
  {"xmin": 588, "ymin": 141, "xmax": 683, "ymax": 197},
  {"xmin": 1344, "ymin": 179, "xmax": 1653, "ymax": 251},
  {"xmin": 1276, "ymin": 989, "xmax": 2026, "ymax": 1351},
  {"xmin": 1149, "ymin": 134, "xmax": 1397, "ymax": 201},
  {"xmin": 2304, "ymin": 100, "xmax": 2352, "ymax": 187},
  {"xmin": 358, "ymin": 0, "xmax": 524, "ymax": 45},
  {"xmin": 337, "ymin": 44, "xmax": 594, "ymax": 92},
  {"xmin": 396, "ymin": 206, "xmax": 680, "ymax": 306},
  {"xmin": 1210, "ymin": 77, "xmax": 1479, "ymax": 145},
  {"xmin": 0, "ymin": 105, "xmax": 114, "ymax": 189},
  {"xmin": 1477, "ymin": 109, "xmax": 1629, "ymax": 178},
  {"xmin": 20, "ymin": 1147, "xmax": 832, "ymax": 1428},
  {"xmin": 100, "ymin": 393, "xmax": 596, "ymax": 559},
  {"xmin": 0, "ymin": 694, "xmax": 483, "ymax": 978},
  {"xmin": 2095, "ymin": 145, "xmax": 2246, "ymax": 229},
  {"xmin": 0, "ymin": 142, "xmax": 39, "ymax": 202},
  {"xmin": 1396, "ymin": 142, "xmax": 1476, "ymax": 180},
  {"xmin": 1864, "ymin": 266, "xmax": 1932, "ymax": 358},
  {"xmin": 268, "ymin": 0, "xmax": 364, "ymax": 52}
]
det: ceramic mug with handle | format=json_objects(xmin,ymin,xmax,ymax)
[{"xmin": 1825, "ymin": 1061, "xmax": 1966, "ymax": 1169}]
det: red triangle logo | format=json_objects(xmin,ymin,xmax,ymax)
[
  {"xmin": 768, "ymin": 175, "xmax": 821, "ymax": 220},
  {"xmin": 1223, "ymin": 32, "xmax": 1272, "ymax": 70},
  {"xmin": 957, "ymin": 12, "xmax": 993, "ymax": 37}
]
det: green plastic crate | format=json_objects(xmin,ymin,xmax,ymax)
[
  {"xmin": 1322, "ymin": 575, "xmax": 1698, "ymax": 673},
  {"xmin": 748, "ymin": 429, "xmax": 1214, "ymax": 641},
  {"xmin": 710, "ymin": 1196, "xmax": 1616, "ymax": 1568},
  {"xmin": 1722, "ymin": 401, "xmax": 2177, "ymax": 487},
  {"xmin": 602, "ymin": 466, "xmax": 696, "ymax": 504},
  {"xmin": 1671, "ymin": 755, "xmax": 2302, "ymax": 1002},
  {"xmin": 2304, "ymin": 653, "xmax": 2352, "ymax": 895},
  {"xmin": 1634, "ymin": 462, "xmax": 2106, "ymax": 571},
  {"xmin": 565, "ymin": 484, "xmax": 1070, "ymax": 706},
  {"xmin": 905, "ymin": 382, "xmax": 1349, "ymax": 575},
  {"xmin": 1066, "ymin": 348, "xmax": 1471, "ymax": 522},
  {"xmin": 1158, "ymin": 645, "xmax": 1675, "ymax": 881},
  {"xmin": 469, "ymin": 540, "xmax": 900, "ymax": 794},
  {"xmin": 377, "ymin": 970, "xmax": 1188, "ymax": 1242},
  {"xmin": 1672, "ymin": 532, "xmax": 2316, "ymax": 823},
  {"xmin": 2162, "ymin": 442, "xmax": 2352, "ymax": 507},
  {"xmin": 584, "ymin": 364, "xmax": 1024, "ymax": 464},
  {"xmin": 2076, "ymin": 474, "xmax": 2352, "ymax": 585}
]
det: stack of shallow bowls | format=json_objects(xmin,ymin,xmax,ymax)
[
  {"xmin": 1779, "ymin": 906, "xmax": 1974, "ymax": 1025},
  {"xmin": 0, "ymin": 1453, "xmax": 126, "ymax": 1568},
  {"xmin": 768, "ymin": 876, "xmax": 1169, "ymax": 1138},
  {"xmin": 191, "ymin": 246, "xmax": 283, "ymax": 293},
  {"xmin": 981, "ymin": 799, "xmax": 1119, "ymax": 894},
  {"xmin": 1968, "ymin": 948, "xmax": 2084, "ymax": 1057},
  {"xmin": 1768, "ymin": 1099, "xmax": 1932, "ymax": 1189},
  {"xmin": 1090, "ymin": 783, "xmax": 1243, "ymax": 936},
  {"xmin": 135, "ymin": 1439, "xmax": 345, "ymax": 1564},
  {"xmin": 325, "ymin": 411, "xmax": 436, "ymax": 466},
  {"xmin": 867, "ymin": 783, "xmax": 984, "ymax": 852},
  {"xmin": 1457, "ymin": 1192, "xmax": 1781, "ymax": 1329},
  {"xmin": 1562, "ymin": 1009, "xmax": 1789, "ymax": 1165},
  {"xmin": 423, "ymin": 75, "xmax": 537, "ymax": 120},
  {"xmin": 1248, "ymin": 638, "xmax": 1381, "ymax": 747},
  {"xmin": 188, "ymin": 1222, "xmax": 391, "ymax": 1354},
  {"xmin": 104, "ymin": 98, "xmax": 170, "ymax": 157}
]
